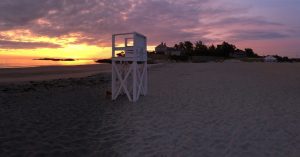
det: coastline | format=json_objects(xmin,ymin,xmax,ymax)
[
  {"xmin": 0, "ymin": 64, "xmax": 111, "ymax": 84},
  {"xmin": 0, "ymin": 57, "xmax": 98, "ymax": 69}
]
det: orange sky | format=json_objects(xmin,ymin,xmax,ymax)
[
  {"xmin": 0, "ymin": 29, "xmax": 157, "ymax": 59},
  {"xmin": 0, "ymin": 0, "xmax": 299, "ymax": 61},
  {"xmin": 0, "ymin": 29, "xmax": 112, "ymax": 59}
]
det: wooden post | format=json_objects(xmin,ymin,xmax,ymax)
[
  {"xmin": 112, "ymin": 35, "xmax": 116, "ymax": 100},
  {"xmin": 133, "ymin": 61, "xmax": 137, "ymax": 102}
]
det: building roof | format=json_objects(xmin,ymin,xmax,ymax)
[{"xmin": 264, "ymin": 56, "xmax": 276, "ymax": 59}]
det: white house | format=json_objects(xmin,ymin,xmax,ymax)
[
  {"xmin": 155, "ymin": 42, "xmax": 181, "ymax": 56},
  {"xmin": 264, "ymin": 55, "xmax": 277, "ymax": 62}
]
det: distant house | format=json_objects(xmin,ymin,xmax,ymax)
[
  {"xmin": 155, "ymin": 42, "xmax": 181, "ymax": 56},
  {"xmin": 264, "ymin": 55, "xmax": 277, "ymax": 62},
  {"xmin": 229, "ymin": 50, "xmax": 247, "ymax": 58}
]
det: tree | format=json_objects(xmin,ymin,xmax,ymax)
[
  {"xmin": 245, "ymin": 48, "xmax": 259, "ymax": 58},
  {"xmin": 208, "ymin": 45, "xmax": 216, "ymax": 56},
  {"xmin": 245, "ymin": 48, "xmax": 254, "ymax": 57},
  {"xmin": 177, "ymin": 42, "xmax": 185, "ymax": 50},
  {"xmin": 174, "ymin": 41, "xmax": 193, "ymax": 56},
  {"xmin": 274, "ymin": 55, "xmax": 291, "ymax": 62},
  {"xmin": 216, "ymin": 42, "xmax": 236, "ymax": 57},
  {"xmin": 183, "ymin": 41, "xmax": 194, "ymax": 56},
  {"xmin": 194, "ymin": 41, "xmax": 208, "ymax": 56},
  {"xmin": 174, "ymin": 44, "xmax": 179, "ymax": 50},
  {"xmin": 176, "ymin": 42, "xmax": 186, "ymax": 56},
  {"xmin": 170, "ymin": 40, "xmax": 261, "ymax": 58}
]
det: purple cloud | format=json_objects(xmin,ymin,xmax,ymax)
[
  {"xmin": 205, "ymin": 17, "xmax": 282, "ymax": 27},
  {"xmin": 0, "ymin": 0, "xmax": 298, "ymax": 53},
  {"xmin": 0, "ymin": 0, "xmax": 61, "ymax": 30},
  {"xmin": 0, "ymin": 40, "xmax": 62, "ymax": 49},
  {"xmin": 229, "ymin": 30, "xmax": 289, "ymax": 40}
]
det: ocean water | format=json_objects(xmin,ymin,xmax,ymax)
[{"xmin": 0, "ymin": 58, "xmax": 98, "ymax": 68}]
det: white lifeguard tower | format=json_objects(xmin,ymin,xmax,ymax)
[{"xmin": 111, "ymin": 32, "xmax": 148, "ymax": 102}]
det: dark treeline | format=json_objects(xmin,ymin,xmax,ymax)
[
  {"xmin": 273, "ymin": 55, "xmax": 296, "ymax": 62},
  {"xmin": 172, "ymin": 41, "xmax": 259, "ymax": 58},
  {"xmin": 96, "ymin": 40, "xmax": 299, "ymax": 64}
]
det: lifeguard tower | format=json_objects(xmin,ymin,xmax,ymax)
[{"xmin": 111, "ymin": 32, "xmax": 148, "ymax": 102}]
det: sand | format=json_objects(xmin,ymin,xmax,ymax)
[
  {"xmin": 0, "ymin": 63, "xmax": 299, "ymax": 157},
  {"xmin": 0, "ymin": 64, "xmax": 111, "ymax": 83}
]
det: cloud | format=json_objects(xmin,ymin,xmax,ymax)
[
  {"xmin": 0, "ymin": 0, "xmax": 61, "ymax": 30},
  {"xmin": 230, "ymin": 30, "xmax": 289, "ymax": 40},
  {"xmin": 205, "ymin": 17, "xmax": 282, "ymax": 27},
  {"xmin": 0, "ymin": 0, "xmax": 213, "ymax": 46},
  {"xmin": 0, "ymin": 40, "xmax": 62, "ymax": 49},
  {"xmin": 0, "ymin": 0, "xmax": 292, "ymax": 48}
]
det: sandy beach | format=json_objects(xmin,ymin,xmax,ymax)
[
  {"xmin": 0, "ymin": 63, "xmax": 300, "ymax": 157},
  {"xmin": 0, "ymin": 64, "xmax": 111, "ymax": 83}
]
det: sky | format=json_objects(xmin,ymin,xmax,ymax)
[{"xmin": 0, "ymin": 0, "xmax": 299, "ymax": 59}]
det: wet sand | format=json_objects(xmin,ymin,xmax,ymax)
[
  {"xmin": 0, "ymin": 63, "xmax": 299, "ymax": 157},
  {"xmin": 0, "ymin": 64, "xmax": 111, "ymax": 83}
]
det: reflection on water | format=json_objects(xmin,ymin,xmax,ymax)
[{"xmin": 0, "ymin": 58, "xmax": 97, "ymax": 68}]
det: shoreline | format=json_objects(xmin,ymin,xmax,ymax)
[
  {"xmin": 0, "ymin": 63, "xmax": 102, "ymax": 70},
  {"xmin": 0, "ymin": 63, "xmax": 111, "ymax": 84},
  {"xmin": 1, "ymin": 62, "xmax": 299, "ymax": 84}
]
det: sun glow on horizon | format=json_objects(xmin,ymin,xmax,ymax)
[
  {"xmin": 0, "ymin": 45, "xmax": 111, "ymax": 59},
  {"xmin": 0, "ymin": 29, "xmax": 156, "ymax": 61},
  {"xmin": 0, "ymin": 29, "xmax": 110, "ymax": 60}
]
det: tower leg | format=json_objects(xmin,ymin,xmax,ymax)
[
  {"xmin": 132, "ymin": 61, "xmax": 137, "ymax": 102},
  {"xmin": 112, "ymin": 61, "xmax": 116, "ymax": 100},
  {"xmin": 143, "ymin": 62, "xmax": 148, "ymax": 95}
]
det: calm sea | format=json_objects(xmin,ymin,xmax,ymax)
[{"xmin": 0, "ymin": 58, "xmax": 98, "ymax": 69}]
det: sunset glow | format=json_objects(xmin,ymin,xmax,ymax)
[
  {"xmin": 0, "ymin": 0, "xmax": 299, "ymax": 66},
  {"xmin": 0, "ymin": 28, "xmax": 156, "ymax": 61},
  {"xmin": 0, "ymin": 29, "xmax": 112, "ymax": 59}
]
